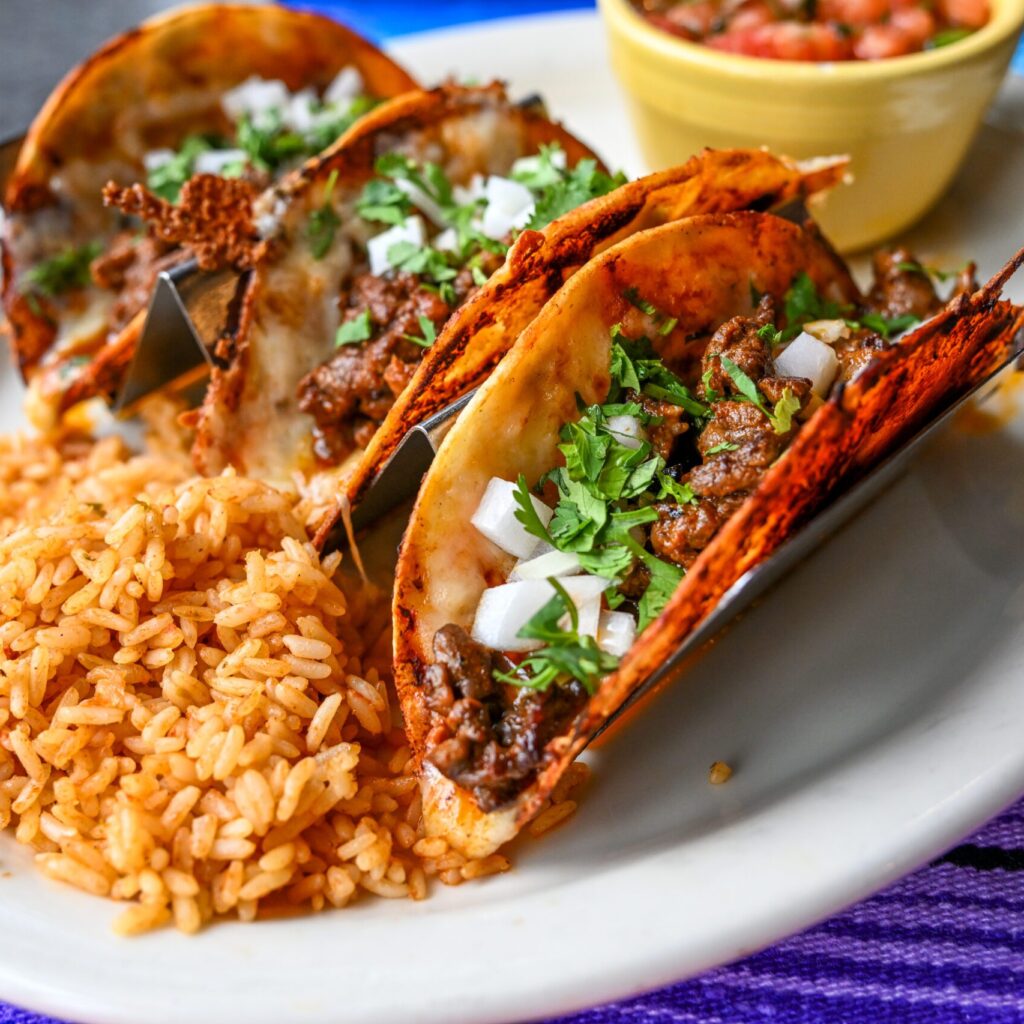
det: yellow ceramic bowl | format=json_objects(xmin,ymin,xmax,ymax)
[{"xmin": 599, "ymin": 0, "xmax": 1024, "ymax": 250}]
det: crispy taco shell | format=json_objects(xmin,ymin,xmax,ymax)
[
  {"xmin": 1, "ymin": 3, "xmax": 416, "ymax": 418},
  {"xmin": 393, "ymin": 211, "xmax": 1024, "ymax": 856},
  {"xmin": 191, "ymin": 82, "xmax": 602, "ymax": 481},
  {"xmin": 316, "ymin": 147, "xmax": 848, "ymax": 543}
]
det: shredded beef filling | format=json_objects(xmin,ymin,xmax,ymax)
[
  {"xmin": 297, "ymin": 254, "xmax": 503, "ymax": 464},
  {"xmin": 422, "ymin": 625, "xmax": 588, "ymax": 811},
  {"xmin": 423, "ymin": 248, "xmax": 953, "ymax": 807}
]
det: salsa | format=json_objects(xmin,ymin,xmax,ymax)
[{"xmin": 631, "ymin": 0, "xmax": 989, "ymax": 60}]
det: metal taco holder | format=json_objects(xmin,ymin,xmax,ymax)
[{"xmin": 0, "ymin": 130, "xmax": 237, "ymax": 414}]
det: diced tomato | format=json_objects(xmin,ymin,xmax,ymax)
[
  {"xmin": 818, "ymin": 0, "xmax": 889, "ymax": 28},
  {"xmin": 938, "ymin": 0, "xmax": 990, "ymax": 27},
  {"xmin": 635, "ymin": 0, "xmax": 985, "ymax": 58},
  {"xmin": 889, "ymin": 6, "xmax": 937, "ymax": 45},
  {"xmin": 728, "ymin": 0, "xmax": 776, "ymax": 32},
  {"xmin": 708, "ymin": 22, "xmax": 853, "ymax": 58},
  {"xmin": 646, "ymin": 12, "xmax": 699, "ymax": 39},
  {"xmin": 852, "ymin": 23, "xmax": 916, "ymax": 57}
]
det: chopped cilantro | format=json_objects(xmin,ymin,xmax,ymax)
[
  {"xmin": 782, "ymin": 272, "xmax": 849, "ymax": 341},
  {"xmin": 512, "ymin": 474, "xmax": 554, "ymax": 547},
  {"xmin": 610, "ymin": 334, "xmax": 708, "ymax": 419},
  {"xmin": 718, "ymin": 355, "xmax": 801, "ymax": 434},
  {"xmin": 624, "ymin": 287, "xmax": 658, "ymax": 317},
  {"xmin": 657, "ymin": 473, "xmax": 697, "ymax": 503},
  {"xmin": 704, "ymin": 441, "xmax": 739, "ymax": 455},
  {"xmin": 757, "ymin": 323, "xmax": 783, "ymax": 346},
  {"xmin": 623, "ymin": 536, "xmax": 685, "ymax": 632},
  {"xmin": 526, "ymin": 158, "xmax": 627, "ymax": 231},
  {"xmin": 236, "ymin": 111, "xmax": 307, "ymax": 172},
  {"xmin": 386, "ymin": 241, "xmax": 457, "ymax": 283},
  {"xmin": 356, "ymin": 177, "xmax": 413, "ymax": 226},
  {"xmin": 896, "ymin": 259, "xmax": 958, "ymax": 283},
  {"xmin": 23, "ymin": 242, "xmax": 102, "ymax": 299},
  {"xmin": 401, "ymin": 315, "xmax": 438, "ymax": 348},
  {"xmin": 510, "ymin": 144, "xmax": 566, "ymax": 190},
  {"xmin": 770, "ymin": 387, "xmax": 802, "ymax": 435},
  {"xmin": 701, "ymin": 368, "xmax": 722, "ymax": 404},
  {"xmin": 146, "ymin": 136, "xmax": 221, "ymax": 202},
  {"xmin": 578, "ymin": 543, "xmax": 635, "ymax": 580},
  {"xmin": 307, "ymin": 170, "xmax": 341, "ymax": 260},
  {"xmin": 927, "ymin": 27, "xmax": 973, "ymax": 47},
  {"xmin": 494, "ymin": 580, "xmax": 620, "ymax": 694},
  {"xmin": 717, "ymin": 354, "xmax": 764, "ymax": 409},
  {"xmin": 335, "ymin": 309, "xmax": 373, "ymax": 347},
  {"xmin": 623, "ymin": 288, "xmax": 678, "ymax": 336},
  {"xmin": 856, "ymin": 311, "xmax": 921, "ymax": 340}
]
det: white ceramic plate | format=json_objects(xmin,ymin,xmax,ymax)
[{"xmin": 3, "ymin": 11, "xmax": 1024, "ymax": 1024}]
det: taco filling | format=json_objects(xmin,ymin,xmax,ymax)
[
  {"xmin": 421, "ymin": 251, "xmax": 972, "ymax": 811},
  {"xmin": 187, "ymin": 84, "xmax": 611, "ymax": 480},
  {"xmin": 296, "ymin": 145, "xmax": 626, "ymax": 462}
]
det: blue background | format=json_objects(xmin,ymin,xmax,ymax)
[
  {"xmin": 294, "ymin": 0, "xmax": 596, "ymax": 40},
  {"xmin": 298, "ymin": 0, "xmax": 1024, "ymax": 69}
]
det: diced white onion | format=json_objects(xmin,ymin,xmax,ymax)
[
  {"xmin": 510, "ymin": 549, "xmax": 582, "ymax": 582},
  {"xmin": 560, "ymin": 575, "xmax": 611, "ymax": 640},
  {"xmin": 802, "ymin": 319, "xmax": 849, "ymax": 345},
  {"xmin": 470, "ymin": 575, "xmax": 610, "ymax": 652},
  {"xmin": 143, "ymin": 149, "xmax": 175, "ymax": 172},
  {"xmin": 597, "ymin": 610, "xmax": 637, "ymax": 658},
  {"xmin": 433, "ymin": 227, "xmax": 459, "ymax": 252},
  {"xmin": 324, "ymin": 66, "xmax": 364, "ymax": 106},
  {"xmin": 254, "ymin": 196, "xmax": 287, "ymax": 239},
  {"xmin": 470, "ymin": 477, "xmax": 552, "ymax": 559},
  {"xmin": 396, "ymin": 179, "xmax": 448, "ymax": 227},
  {"xmin": 606, "ymin": 414, "xmax": 646, "ymax": 450},
  {"xmin": 481, "ymin": 176, "xmax": 535, "ymax": 240},
  {"xmin": 281, "ymin": 88, "xmax": 319, "ymax": 132},
  {"xmin": 221, "ymin": 76, "xmax": 291, "ymax": 123},
  {"xmin": 774, "ymin": 331, "xmax": 839, "ymax": 398},
  {"xmin": 453, "ymin": 174, "xmax": 487, "ymax": 206},
  {"xmin": 367, "ymin": 216, "xmax": 426, "ymax": 277},
  {"xmin": 193, "ymin": 148, "xmax": 248, "ymax": 175},
  {"xmin": 472, "ymin": 581, "xmax": 552, "ymax": 652},
  {"xmin": 511, "ymin": 148, "xmax": 567, "ymax": 178}
]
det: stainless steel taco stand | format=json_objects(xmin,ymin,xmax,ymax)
[
  {"xmin": 0, "ymin": 130, "xmax": 235, "ymax": 415},
  {"xmin": 114, "ymin": 260, "xmax": 238, "ymax": 413}
]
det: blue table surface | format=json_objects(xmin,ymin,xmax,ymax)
[{"xmin": 304, "ymin": 0, "xmax": 1024, "ymax": 70}]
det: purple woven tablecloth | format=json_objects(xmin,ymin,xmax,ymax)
[{"xmin": 2, "ymin": 798, "xmax": 1021, "ymax": 1024}]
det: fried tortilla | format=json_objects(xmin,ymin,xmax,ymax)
[
  {"xmin": 1, "ymin": 3, "xmax": 417, "ymax": 428},
  {"xmin": 392, "ymin": 210, "xmax": 1024, "ymax": 857}
]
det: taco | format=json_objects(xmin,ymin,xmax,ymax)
[
  {"xmin": 392, "ymin": 210, "xmax": 1024, "ymax": 857},
  {"xmin": 173, "ymin": 82, "xmax": 616, "ymax": 481},
  {"xmin": 1, "ymin": 3, "xmax": 416, "ymax": 427},
  {"xmin": 315, "ymin": 147, "xmax": 849, "ymax": 540}
]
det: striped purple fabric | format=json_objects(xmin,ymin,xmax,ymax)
[
  {"xmin": 551, "ymin": 801, "xmax": 1024, "ymax": 1024},
  {"xmin": 2, "ymin": 800, "xmax": 1022, "ymax": 1024}
]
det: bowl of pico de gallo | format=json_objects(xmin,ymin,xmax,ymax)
[{"xmin": 599, "ymin": 0, "xmax": 1024, "ymax": 249}]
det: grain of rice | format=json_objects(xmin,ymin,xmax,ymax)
[
  {"xmin": 0, "ymin": 432, "xmax": 577, "ymax": 933},
  {"xmin": 528, "ymin": 800, "xmax": 578, "ymax": 837}
]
